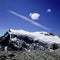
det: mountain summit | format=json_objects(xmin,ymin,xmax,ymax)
[{"xmin": 0, "ymin": 29, "xmax": 60, "ymax": 51}]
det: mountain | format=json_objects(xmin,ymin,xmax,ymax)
[{"xmin": 0, "ymin": 29, "xmax": 60, "ymax": 51}]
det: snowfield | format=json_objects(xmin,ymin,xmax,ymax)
[{"xmin": 9, "ymin": 29, "xmax": 60, "ymax": 44}]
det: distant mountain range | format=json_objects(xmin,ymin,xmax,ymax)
[{"xmin": 0, "ymin": 29, "xmax": 60, "ymax": 51}]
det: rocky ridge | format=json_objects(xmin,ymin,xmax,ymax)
[{"xmin": 0, "ymin": 29, "xmax": 60, "ymax": 51}]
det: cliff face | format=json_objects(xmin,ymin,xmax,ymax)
[{"xmin": 0, "ymin": 29, "xmax": 60, "ymax": 51}]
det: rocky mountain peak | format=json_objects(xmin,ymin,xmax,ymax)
[{"xmin": 0, "ymin": 29, "xmax": 60, "ymax": 51}]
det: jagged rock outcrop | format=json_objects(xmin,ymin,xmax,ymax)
[{"xmin": 0, "ymin": 29, "xmax": 60, "ymax": 51}]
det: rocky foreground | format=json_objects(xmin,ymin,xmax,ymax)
[{"xmin": 0, "ymin": 50, "xmax": 60, "ymax": 60}]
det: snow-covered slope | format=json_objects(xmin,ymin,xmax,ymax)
[
  {"xmin": 9, "ymin": 29, "xmax": 60, "ymax": 44},
  {"xmin": 0, "ymin": 29, "xmax": 60, "ymax": 51}
]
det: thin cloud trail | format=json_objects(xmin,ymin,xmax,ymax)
[{"xmin": 8, "ymin": 10, "xmax": 50, "ymax": 30}]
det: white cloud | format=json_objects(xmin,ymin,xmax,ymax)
[
  {"xmin": 8, "ymin": 10, "xmax": 50, "ymax": 30},
  {"xmin": 47, "ymin": 9, "xmax": 51, "ymax": 12},
  {"xmin": 29, "ymin": 13, "xmax": 40, "ymax": 20}
]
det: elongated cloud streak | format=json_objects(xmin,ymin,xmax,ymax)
[{"xmin": 8, "ymin": 10, "xmax": 50, "ymax": 30}]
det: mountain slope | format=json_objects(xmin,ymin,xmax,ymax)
[
  {"xmin": 0, "ymin": 29, "xmax": 60, "ymax": 51},
  {"xmin": 0, "ymin": 50, "xmax": 60, "ymax": 60}
]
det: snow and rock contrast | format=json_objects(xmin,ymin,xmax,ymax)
[{"xmin": 0, "ymin": 29, "xmax": 60, "ymax": 51}]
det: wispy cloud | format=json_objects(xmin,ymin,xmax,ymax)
[{"xmin": 8, "ymin": 10, "xmax": 50, "ymax": 30}]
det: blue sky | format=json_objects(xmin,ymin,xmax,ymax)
[{"xmin": 0, "ymin": 0, "xmax": 60, "ymax": 36}]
